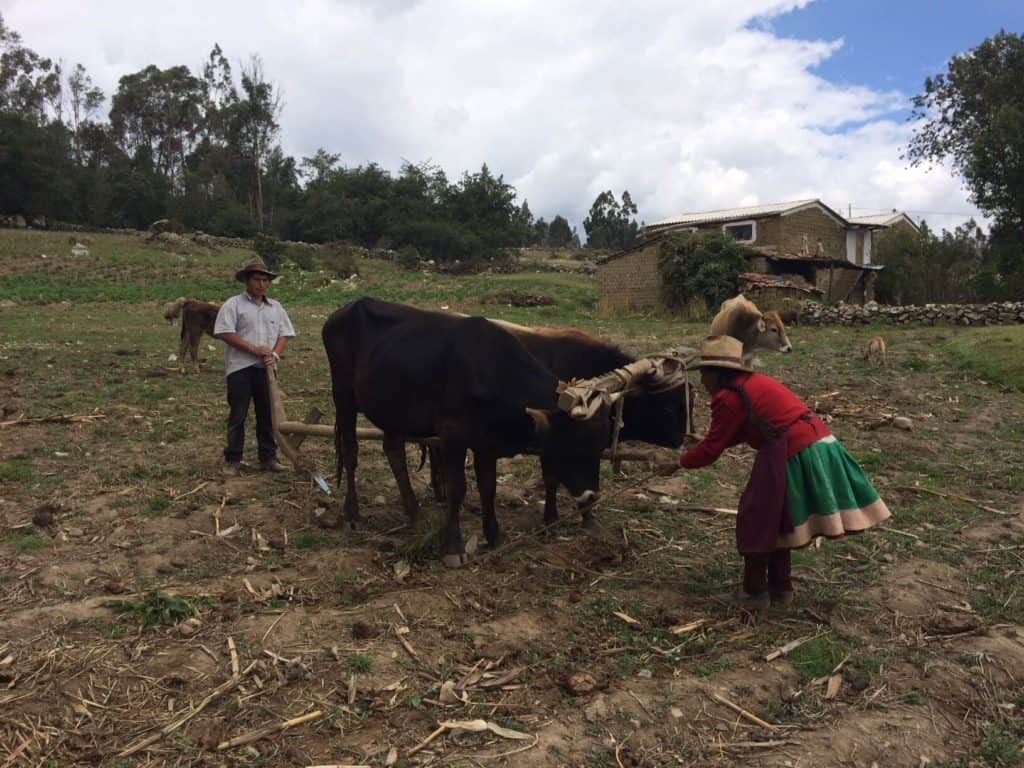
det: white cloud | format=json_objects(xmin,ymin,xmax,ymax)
[{"xmin": 3, "ymin": 0, "xmax": 979, "ymax": 234}]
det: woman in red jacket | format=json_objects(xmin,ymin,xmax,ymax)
[{"xmin": 665, "ymin": 335, "xmax": 890, "ymax": 609}]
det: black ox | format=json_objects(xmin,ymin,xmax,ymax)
[
  {"xmin": 419, "ymin": 320, "xmax": 695, "ymax": 522},
  {"xmin": 495, "ymin": 321, "xmax": 693, "ymax": 520},
  {"xmin": 322, "ymin": 298, "xmax": 612, "ymax": 566}
]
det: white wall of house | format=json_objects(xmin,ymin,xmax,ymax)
[
  {"xmin": 863, "ymin": 230, "xmax": 872, "ymax": 265},
  {"xmin": 846, "ymin": 231, "xmax": 856, "ymax": 263}
]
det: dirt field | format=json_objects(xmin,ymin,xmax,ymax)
[{"xmin": 1, "ymin": 231, "xmax": 1023, "ymax": 767}]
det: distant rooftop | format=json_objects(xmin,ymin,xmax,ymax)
[
  {"xmin": 848, "ymin": 211, "xmax": 917, "ymax": 228},
  {"xmin": 647, "ymin": 199, "xmax": 830, "ymax": 230}
]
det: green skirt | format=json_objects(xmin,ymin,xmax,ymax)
[{"xmin": 777, "ymin": 436, "xmax": 890, "ymax": 550}]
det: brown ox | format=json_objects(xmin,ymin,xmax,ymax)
[
  {"xmin": 162, "ymin": 297, "xmax": 221, "ymax": 373},
  {"xmin": 709, "ymin": 294, "xmax": 793, "ymax": 363}
]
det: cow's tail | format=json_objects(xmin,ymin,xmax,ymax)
[{"xmin": 163, "ymin": 297, "xmax": 188, "ymax": 321}]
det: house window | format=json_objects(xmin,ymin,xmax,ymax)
[{"xmin": 723, "ymin": 220, "xmax": 756, "ymax": 243}]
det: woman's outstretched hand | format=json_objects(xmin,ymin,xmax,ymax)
[{"xmin": 653, "ymin": 461, "xmax": 680, "ymax": 477}]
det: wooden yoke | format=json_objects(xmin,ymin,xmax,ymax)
[{"xmin": 557, "ymin": 347, "xmax": 698, "ymax": 424}]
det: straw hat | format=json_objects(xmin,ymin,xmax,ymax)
[
  {"xmin": 692, "ymin": 335, "xmax": 751, "ymax": 372},
  {"xmin": 235, "ymin": 260, "xmax": 279, "ymax": 282}
]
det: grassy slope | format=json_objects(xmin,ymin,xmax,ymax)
[{"xmin": 946, "ymin": 325, "xmax": 1024, "ymax": 390}]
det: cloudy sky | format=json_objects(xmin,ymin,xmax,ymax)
[{"xmin": 4, "ymin": 0, "xmax": 1023, "ymax": 233}]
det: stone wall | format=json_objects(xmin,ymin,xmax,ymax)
[{"xmin": 799, "ymin": 300, "xmax": 1024, "ymax": 326}]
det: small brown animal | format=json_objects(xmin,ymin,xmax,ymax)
[
  {"xmin": 163, "ymin": 297, "xmax": 221, "ymax": 373},
  {"xmin": 709, "ymin": 294, "xmax": 793, "ymax": 364},
  {"xmin": 861, "ymin": 336, "xmax": 888, "ymax": 366}
]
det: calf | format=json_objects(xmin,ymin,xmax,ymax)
[
  {"xmin": 322, "ymin": 298, "xmax": 611, "ymax": 567},
  {"xmin": 163, "ymin": 297, "xmax": 221, "ymax": 373},
  {"xmin": 709, "ymin": 294, "xmax": 793, "ymax": 364}
]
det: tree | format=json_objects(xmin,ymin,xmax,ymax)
[
  {"xmin": 65, "ymin": 63, "xmax": 104, "ymax": 161},
  {"xmin": 447, "ymin": 163, "xmax": 520, "ymax": 258},
  {"xmin": 547, "ymin": 215, "xmax": 573, "ymax": 247},
  {"xmin": 301, "ymin": 148, "xmax": 341, "ymax": 185},
  {"xmin": 874, "ymin": 220, "xmax": 1000, "ymax": 304},
  {"xmin": 109, "ymin": 64, "xmax": 205, "ymax": 187},
  {"xmin": 514, "ymin": 199, "xmax": 534, "ymax": 245},
  {"xmin": 583, "ymin": 190, "xmax": 641, "ymax": 250},
  {"xmin": 907, "ymin": 32, "xmax": 1024, "ymax": 234},
  {"xmin": 0, "ymin": 112, "xmax": 75, "ymax": 216},
  {"xmin": 658, "ymin": 232, "xmax": 748, "ymax": 312},
  {"xmin": 0, "ymin": 13, "xmax": 61, "ymax": 123},
  {"xmin": 238, "ymin": 55, "xmax": 281, "ymax": 231}
]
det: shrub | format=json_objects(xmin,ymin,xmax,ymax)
[
  {"xmin": 320, "ymin": 243, "xmax": 361, "ymax": 277},
  {"xmin": 658, "ymin": 231, "xmax": 748, "ymax": 312},
  {"xmin": 287, "ymin": 243, "xmax": 316, "ymax": 271},
  {"xmin": 210, "ymin": 205, "xmax": 257, "ymax": 238},
  {"xmin": 253, "ymin": 234, "xmax": 287, "ymax": 271},
  {"xmin": 396, "ymin": 244, "xmax": 420, "ymax": 271}
]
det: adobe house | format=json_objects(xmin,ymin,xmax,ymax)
[{"xmin": 597, "ymin": 199, "xmax": 903, "ymax": 313}]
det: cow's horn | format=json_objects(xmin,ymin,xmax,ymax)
[{"xmin": 525, "ymin": 407, "xmax": 550, "ymax": 433}]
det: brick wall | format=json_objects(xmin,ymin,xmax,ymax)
[
  {"xmin": 779, "ymin": 207, "xmax": 845, "ymax": 259},
  {"xmin": 597, "ymin": 242, "xmax": 662, "ymax": 312}
]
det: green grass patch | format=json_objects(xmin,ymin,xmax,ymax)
[
  {"xmin": 787, "ymin": 632, "xmax": 850, "ymax": 680},
  {"xmin": 86, "ymin": 618, "xmax": 127, "ymax": 638},
  {"xmin": 0, "ymin": 458, "xmax": 34, "ymax": 483},
  {"xmin": 105, "ymin": 590, "xmax": 196, "ymax": 629},
  {"xmin": 945, "ymin": 326, "xmax": 1024, "ymax": 390},
  {"xmin": 142, "ymin": 498, "xmax": 170, "ymax": 518},
  {"xmin": 292, "ymin": 531, "xmax": 327, "ymax": 550},
  {"xmin": 345, "ymin": 654, "xmax": 373, "ymax": 674},
  {"xmin": 978, "ymin": 723, "xmax": 1022, "ymax": 766},
  {"xmin": 5, "ymin": 530, "xmax": 46, "ymax": 554}
]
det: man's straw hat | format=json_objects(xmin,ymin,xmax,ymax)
[
  {"xmin": 692, "ymin": 335, "xmax": 751, "ymax": 372},
  {"xmin": 235, "ymin": 260, "xmax": 279, "ymax": 282}
]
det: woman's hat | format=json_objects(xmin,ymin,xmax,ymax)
[
  {"xmin": 693, "ymin": 335, "xmax": 751, "ymax": 372},
  {"xmin": 235, "ymin": 260, "xmax": 279, "ymax": 282}
]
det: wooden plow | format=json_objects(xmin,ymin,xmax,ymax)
[{"xmin": 265, "ymin": 347, "xmax": 698, "ymax": 488}]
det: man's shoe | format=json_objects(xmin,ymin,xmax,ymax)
[
  {"xmin": 222, "ymin": 461, "xmax": 241, "ymax": 477},
  {"xmin": 770, "ymin": 590, "xmax": 795, "ymax": 608},
  {"xmin": 260, "ymin": 458, "xmax": 287, "ymax": 473}
]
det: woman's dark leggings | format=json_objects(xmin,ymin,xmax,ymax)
[{"xmin": 743, "ymin": 550, "xmax": 792, "ymax": 595}]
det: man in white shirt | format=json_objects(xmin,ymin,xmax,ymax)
[{"xmin": 214, "ymin": 260, "xmax": 296, "ymax": 476}]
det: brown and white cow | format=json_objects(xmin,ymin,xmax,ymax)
[
  {"xmin": 709, "ymin": 294, "xmax": 793, "ymax": 363},
  {"xmin": 163, "ymin": 297, "xmax": 221, "ymax": 373}
]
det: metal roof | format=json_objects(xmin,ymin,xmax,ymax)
[
  {"xmin": 848, "ymin": 211, "xmax": 917, "ymax": 229},
  {"xmin": 647, "ymin": 199, "xmax": 822, "ymax": 229}
]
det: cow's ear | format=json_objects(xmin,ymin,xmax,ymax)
[
  {"xmin": 525, "ymin": 408, "xmax": 550, "ymax": 435},
  {"xmin": 757, "ymin": 317, "xmax": 767, "ymax": 332}
]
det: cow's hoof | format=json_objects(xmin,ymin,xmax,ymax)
[{"xmin": 441, "ymin": 535, "xmax": 478, "ymax": 568}]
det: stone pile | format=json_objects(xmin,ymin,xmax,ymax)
[{"xmin": 800, "ymin": 300, "xmax": 1024, "ymax": 326}]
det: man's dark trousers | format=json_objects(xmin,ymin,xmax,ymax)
[{"xmin": 224, "ymin": 365, "xmax": 277, "ymax": 462}]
